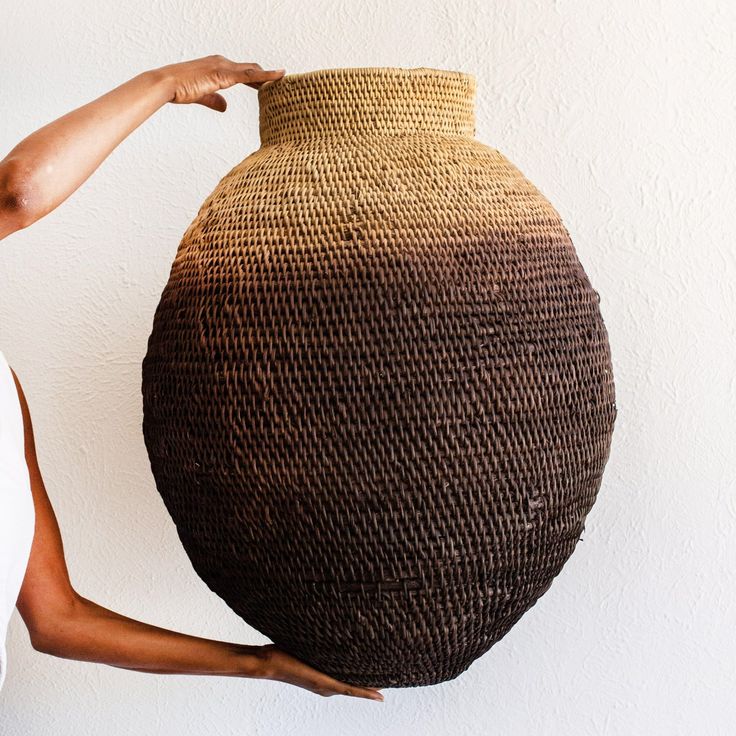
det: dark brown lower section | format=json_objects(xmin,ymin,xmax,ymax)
[{"xmin": 142, "ymin": 218, "xmax": 615, "ymax": 686}]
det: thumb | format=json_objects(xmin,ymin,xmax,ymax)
[{"xmin": 194, "ymin": 92, "xmax": 227, "ymax": 112}]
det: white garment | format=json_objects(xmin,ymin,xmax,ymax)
[{"xmin": 0, "ymin": 351, "xmax": 35, "ymax": 691}]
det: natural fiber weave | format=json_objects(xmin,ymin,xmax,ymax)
[{"xmin": 142, "ymin": 67, "xmax": 616, "ymax": 688}]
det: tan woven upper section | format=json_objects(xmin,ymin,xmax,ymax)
[{"xmin": 258, "ymin": 67, "xmax": 476, "ymax": 145}]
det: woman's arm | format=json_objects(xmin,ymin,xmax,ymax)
[
  {"xmin": 12, "ymin": 369, "xmax": 382, "ymax": 701},
  {"xmin": 0, "ymin": 55, "xmax": 284, "ymax": 240}
]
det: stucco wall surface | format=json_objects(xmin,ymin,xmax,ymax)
[{"xmin": 1, "ymin": 1, "xmax": 734, "ymax": 734}]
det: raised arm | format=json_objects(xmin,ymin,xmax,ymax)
[
  {"xmin": 11, "ymin": 368, "xmax": 382, "ymax": 700},
  {"xmin": 0, "ymin": 56, "xmax": 284, "ymax": 240}
]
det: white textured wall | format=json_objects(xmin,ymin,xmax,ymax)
[{"xmin": 1, "ymin": 0, "xmax": 734, "ymax": 733}]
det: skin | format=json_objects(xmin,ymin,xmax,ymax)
[{"xmin": 0, "ymin": 56, "xmax": 383, "ymax": 702}]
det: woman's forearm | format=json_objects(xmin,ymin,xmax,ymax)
[
  {"xmin": 0, "ymin": 69, "xmax": 173, "ymax": 228},
  {"xmin": 30, "ymin": 593, "xmax": 267, "ymax": 677},
  {"xmin": 0, "ymin": 56, "xmax": 284, "ymax": 237},
  {"xmin": 25, "ymin": 592, "xmax": 382, "ymax": 699}
]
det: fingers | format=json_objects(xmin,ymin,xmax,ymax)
[
  {"xmin": 343, "ymin": 685, "xmax": 384, "ymax": 702},
  {"xmin": 167, "ymin": 57, "xmax": 285, "ymax": 106},
  {"xmin": 194, "ymin": 92, "xmax": 227, "ymax": 112},
  {"xmin": 205, "ymin": 57, "xmax": 285, "ymax": 91},
  {"xmin": 241, "ymin": 68, "xmax": 285, "ymax": 89},
  {"xmin": 263, "ymin": 646, "xmax": 383, "ymax": 701},
  {"xmin": 234, "ymin": 63, "xmax": 285, "ymax": 88},
  {"xmin": 312, "ymin": 672, "xmax": 384, "ymax": 701}
]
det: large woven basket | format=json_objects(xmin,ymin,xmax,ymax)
[{"xmin": 142, "ymin": 66, "xmax": 616, "ymax": 688}]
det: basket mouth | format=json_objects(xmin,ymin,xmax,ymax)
[
  {"xmin": 258, "ymin": 66, "xmax": 476, "ymax": 145},
  {"xmin": 262, "ymin": 66, "xmax": 475, "ymax": 86}
]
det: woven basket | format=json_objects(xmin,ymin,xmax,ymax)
[{"xmin": 142, "ymin": 67, "xmax": 616, "ymax": 688}]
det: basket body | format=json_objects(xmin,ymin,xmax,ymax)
[{"xmin": 142, "ymin": 67, "xmax": 616, "ymax": 687}]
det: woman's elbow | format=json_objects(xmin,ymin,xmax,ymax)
[
  {"xmin": 25, "ymin": 592, "xmax": 86, "ymax": 657},
  {"xmin": 0, "ymin": 159, "xmax": 41, "ymax": 233},
  {"xmin": 29, "ymin": 628, "xmax": 60, "ymax": 656},
  {"xmin": 27, "ymin": 617, "xmax": 70, "ymax": 657}
]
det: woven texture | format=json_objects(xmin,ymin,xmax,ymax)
[{"xmin": 142, "ymin": 67, "xmax": 616, "ymax": 688}]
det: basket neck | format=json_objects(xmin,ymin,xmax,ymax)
[{"xmin": 257, "ymin": 67, "xmax": 476, "ymax": 145}]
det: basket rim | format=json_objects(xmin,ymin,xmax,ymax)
[{"xmin": 259, "ymin": 66, "xmax": 476, "ymax": 93}]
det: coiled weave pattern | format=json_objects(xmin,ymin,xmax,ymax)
[{"xmin": 142, "ymin": 67, "xmax": 616, "ymax": 688}]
